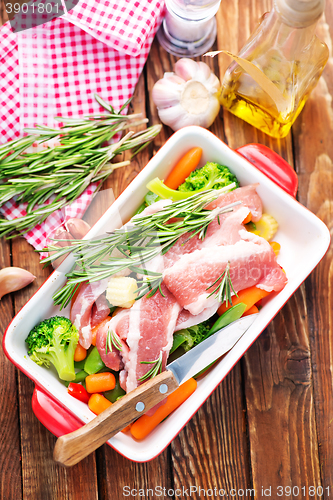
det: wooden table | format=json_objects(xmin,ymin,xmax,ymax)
[{"xmin": 1, "ymin": 1, "xmax": 333, "ymax": 499}]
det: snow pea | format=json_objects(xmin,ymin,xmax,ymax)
[
  {"xmin": 84, "ymin": 346, "xmax": 106, "ymax": 375},
  {"xmin": 203, "ymin": 303, "xmax": 247, "ymax": 340},
  {"xmin": 144, "ymin": 190, "xmax": 161, "ymax": 206},
  {"xmin": 133, "ymin": 201, "xmax": 146, "ymax": 215},
  {"xmin": 104, "ymin": 378, "xmax": 126, "ymax": 403},
  {"xmin": 194, "ymin": 303, "xmax": 247, "ymax": 378}
]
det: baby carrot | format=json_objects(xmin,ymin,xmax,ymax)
[
  {"xmin": 242, "ymin": 212, "xmax": 252, "ymax": 224},
  {"xmin": 164, "ymin": 147, "xmax": 202, "ymax": 189},
  {"xmin": 218, "ymin": 286, "xmax": 271, "ymax": 316},
  {"xmin": 130, "ymin": 378, "xmax": 197, "ymax": 440},
  {"xmin": 269, "ymin": 241, "xmax": 281, "ymax": 256},
  {"xmin": 74, "ymin": 343, "xmax": 87, "ymax": 362},
  {"xmin": 242, "ymin": 304, "xmax": 259, "ymax": 316},
  {"xmin": 85, "ymin": 372, "xmax": 116, "ymax": 393},
  {"xmin": 88, "ymin": 393, "xmax": 112, "ymax": 415}
]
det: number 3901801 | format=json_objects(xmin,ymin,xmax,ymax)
[{"xmin": 5, "ymin": 2, "xmax": 60, "ymax": 14}]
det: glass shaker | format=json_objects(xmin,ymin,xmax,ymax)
[{"xmin": 157, "ymin": 0, "xmax": 221, "ymax": 57}]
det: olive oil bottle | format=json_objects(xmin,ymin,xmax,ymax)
[{"xmin": 220, "ymin": 0, "xmax": 329, "ymax": 139}]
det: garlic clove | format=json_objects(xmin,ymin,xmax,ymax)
[
  {"xmin": 197, "ymin": 95, "xmax": 221, "ymax": 128},
  {"xmin": 197, "ymin": 61, "xmax": 212, "ymax": 81},
  {"xmin": 0, "ymin": 267, "xmax": 35, "ymax": 300},
  {"xmin": 158, "ymin": 103, "xmax": 200, "ymax": 130},
  {"xmin": 206, "ymin": 72, "xmax": 221, "ymax": 91},
  {"xmin": 47, "ymin": 227, "xmax": 74, "ymax": 269},
  {"xmin": 50, "ymin": 227, "xmax": 74, "ymax": 247},
  {"xmin": 174, "ymin": 58, "xmax": 199, "ymax": 81},
  {"xmin": 152, "ymin": 79, "xmax": 183, "ymax": 108},
  {"xmin": 65, "ymin": 218, "xmax": 91, "ymax": 239}
]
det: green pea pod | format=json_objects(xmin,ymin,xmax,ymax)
[
  {"xmin": 194, "ymin": 303, "xmax": 247, "ymax": 378},
  {"xmin": 144, "ymin": 190, "xmax": 162, "ymax": 206},
  {"xmin": 104, "ymin": 378, "xmax": 126, "ymax": 403},
  {"xmin": 170, "ymin": 333, "xmax": 187, "ymax": 355},
  {"xmin": 74, "ymin": 359, "xmax": 86, "ymax": 371},
  {"xmin": 84, "ymin": 346, "xmax": 106, "ymax": 375},
  {"xmin": 74, "ymin": 370, "xmax": 88, "ymax": 384},
  {"xmin": 133, "ymin": 201, "xmax": 147, "ymax": 215},
  {"xmin": 203, "ymin": 303, "xmax": 247, "ymax": 340}
]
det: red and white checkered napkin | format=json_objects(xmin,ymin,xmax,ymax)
[
  {"xmin": 64, "ymin": 0, "xmax": 164, "ymax": 56},
  {"xmin": 0, "ymin": 0, "xmax": 164, "ymax": 253}
]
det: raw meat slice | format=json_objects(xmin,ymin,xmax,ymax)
[
  {"xmin": 175, "ymin": 303, "xmax": 219, "ymax": 331},
  {"xmin": 163, "ymin": 230, "xmax": 287, "ymax": 315},
  {"xmin": 91, "ymin": 294, "xmax": 110, "ymax": 328},
  {"xmin": 95, "ymin": 315, "xmax": 127, "ymax": 371},
  {"xmin": 121, "ymin": 284, "xmax": 181, "ymax": 393},
  {"xmin": 206, "ymin": 184, "xmax": 262, "ymax": 221},
  {"xmin": 97, "ymin": 284, "xmax": 181, "ymax": 393},
  {"xmin": 70, "ymin": 279, "xmax": 108, "ymax": 349},
  {"xmin": 143, "ymin": 185, "xmax": 261, "ymax": 274}
]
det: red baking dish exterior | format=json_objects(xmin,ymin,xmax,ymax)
[{"xmin": 3, "ymin": 127, "xmax": 330, "ymax": 462}]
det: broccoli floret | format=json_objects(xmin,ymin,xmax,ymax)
[
  {"xmin": 172, "ymin": 320, "xmax": 211, "ymax": 353},
  {"xmin": 26, "ymin": 316, "xmax": 79, "ymax": 381},
  {"xmin": 178, "ymin": 162, "xmax": 239, "ymax": 192}
]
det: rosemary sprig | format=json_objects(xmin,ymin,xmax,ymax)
[
  {"xmin": 42, "ymin": 187, "xmax": 240, "ymax": 308},
  {"xmin": 0, "ymin": 95, "xmax": 161, "ymax": 238},
  {"xmin": 138, "ymin": 351, "xmax": 163, "ymax": 382},
  {"xmin": 133, "ymin": 267, "xmax": 164, "ymax": 301},
  {"xmin": 105, "ymin": 329, "xmax": 123, "ymax": 354},
  {"xmin": 206, "ymin": 261, "xmax": 238, "ymax": 307}
]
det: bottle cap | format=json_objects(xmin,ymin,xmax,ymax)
[{"xmin": 275, "ymin": 0, "xmax": 325, "ymax": 27}]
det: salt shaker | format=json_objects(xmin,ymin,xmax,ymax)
[{"xmin": 157, "ymin": 0, "xmax": 221, "ymax": 57}]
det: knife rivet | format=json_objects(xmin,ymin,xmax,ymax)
[
  {"xmin": 135, "ymin": 402, "xmax": 145, "ymax": 412},
  {"xmin": 159, "ymin": 384, "xmax": 168, "ymax": 394}
]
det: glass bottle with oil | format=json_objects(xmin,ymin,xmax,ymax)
[{"xmin": 220, "ymin": 0, "xmax": 329, "ymax": 139}]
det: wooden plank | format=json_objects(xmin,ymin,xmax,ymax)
[
  {"xmin": 95, "ymin": 70, "xmax": 175, "ymax": 497},
  {"xmin": 171, "ymin": 368, "xmax": 251, "ymax": 496},
  {"xmin": 291, "ymin": 6, "xmax": 333, "ymax": 493},
  {"xmin": 11, "ymin": 236, "xmax": 99, "ymax": 500},
  {"xmin": 145, "ymin": 37, "xmax": 252, "ymax": 497},
  {"xmin": 0, "ymin": 238, "xmax": 23, "ymax": 500},
  {"xmin": 217, "ymin": 0, "xmax": 322, "ymax": 497},
  {"xmin": 1, "ymin": 2, "xmax": 9, "ymax": 24}
]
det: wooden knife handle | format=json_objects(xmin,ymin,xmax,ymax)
[{"xmin": 53, "ymin": 371, "xmax": 179, "ymax": 467}]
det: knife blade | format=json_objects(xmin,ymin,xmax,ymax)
[
  {"xmin": 167, "ymin": 314, "xmax": 257, "ymax": 384},
  {"xmin": 53, "ymin": 314, "xmax": 257, "ymax": 466}
]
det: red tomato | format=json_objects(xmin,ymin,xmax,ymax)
[{"xmin": 68, "ymin": 382, "xmax": 90, "ymax": 404}]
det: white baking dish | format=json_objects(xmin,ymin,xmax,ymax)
[{"xmin": 3, "ymin": 126, "xmax": 330, "ymax": 462}]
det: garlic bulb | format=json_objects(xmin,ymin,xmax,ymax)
[
  {"xmin": 152, "ymin": 58, "xmax": 221, "ymax": 131},
  {"xmin": 0, "ymin": 267, "xmax": 35, "ymax": 299}
]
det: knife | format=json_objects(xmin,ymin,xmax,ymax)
[{"xmin": 53, "ymin": 314, "xmax": 257, "ymax": 466}]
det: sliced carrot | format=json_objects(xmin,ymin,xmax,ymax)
[
  {"xmin": 130, "ymin": 378, "xmax": 197, "ymax": 440},
  {"xmin": 90, "ymin": 316, "xmax": 112, "ymax": 346},
  {"xmin": 164, "ymin": 147, "xmax": 202, "ymax": 189},
  {"xmin": 74, "ymin": 343, "xmax": 87, "ymax": 362},
  {"xmin": 269, "ymin": 241, "xmax": 281, "ymax": 256},
  {"xmin": 121, "ymin": 424, "xmax": 132, "ymax": 433},
  {"xmin": 85, "ymin": 372, "xmax": 116, "ymax": 393},
  {"xmin": 242, "ymin": 304, "xmax": 259, "ymax": 316},
  {"xmin": 218, "ymin": 286, "xmax": 272, "ymax": 316},
  {"xmin": 242, "ymin": 212, "xmax": 252, "ymax": 224},
  {"xmin": 88, "ymin": 393, "xmax": 112, "ymax": 415}
]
